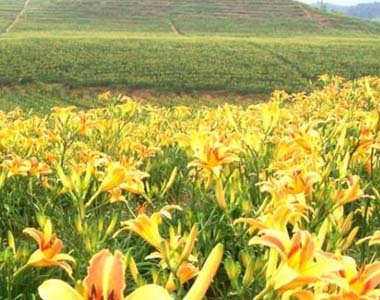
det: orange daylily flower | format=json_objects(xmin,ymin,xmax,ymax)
[
  {"xmin": 327, "ymin": 256, "xmax": 380, "ymax": 300},
  {"xmin": 235, "ymin": 202, "xmax": 309, "ymax": 234},
  {"xmin": 178, "ymin": 262, "xmax": 200, "ymax": 285},
  {"xmin": 2, "ymin": 155, "xmax": 31, "ymax": 177},
  {"xmin": 38, "ymin": 249, "xmax": 172, "ymax": 300},
  {"xmin": 29, "ymin": 157, "xmax": 52, "ymax": 176},
  {"xmin": 281, "ymin": 169, "xmax": 321, "ymax": 198},
  {"xmin": 130, "ymin": 142, "xmax": 162, "ymax": 159},
  {"xmin": 145, "ymin": 224, "xmax": 200, "ymax": 292},
  {"xmin": 108, "ymin": 187, "xmax": 126, "ymax": 203},
  {"xmin": 83, "ymin": 250, "xmax": 125, "ymax": 300},
  {"xmin": 116, "ymin": 205, "xmax": 182, "ymax": 250},
  {"xmin": 39, "ymin": 244, "xmax": 224, "ymax": 300},
  {"xmin": 120, "ymin": 213, "xmax": 164, "ymax": 249},
  {"xmin": 260, "ymin": 101, "xmax": 280, "ymax": 132},
  {"xmin": 100, "ymin": 162, "xmax": 148, "ymax": 194},
  {"xmin": 336, "ymin": 175, "xmax": 364, "ymax": 205},
  {"xmin": 357, "ymin": 231, "xmax": 380, "ymax": 246},
  {"xmin": 86, "ymin": 161, "xmax": 149, "ymax": 207},
  {"xmin": 118, "ymin": 208, "xmax": 202, "ymax": 293},
  {"xmin": 187, "ymin": 134, "xmax": 240, "ymax": 178},
  {"xmin": 51, "ymin": 106, "xmax": 77, "ymax": 124},
  {"xmin": 119, "ymin": 170, "xmax": 148, "ymax": 195},
  {"xmin": 98, "ymin": 91, "xmax": 111, "ymax": 101},
  {"xmin": 76, "ymin": 111, "xmax": 94, "ymax": 135},
  {"xmin": 99, "ymin": 162, "xmax": 128, "ymax": 192},
  {"xmin": 23, "ymin": 219, "xmax": 75, "ymax": 276},
  {"xmin": 250, "ymin": 230, "xmax": 342, "ymax": 293}
]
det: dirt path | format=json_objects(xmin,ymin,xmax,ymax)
[
  {"xmin": 302, "ymin": 7, "xmax": 313, "ymax": 21},
  {"xmin": 169, "ymin": 18, "xmax": 184, "ymax": 36},
  {"xmin": 5, "ymin": 0, "xmax": 30, "ymax": 33},
  {"xmin": 317, "ymin": 17, "xmax": 330, "ymax": 27}
]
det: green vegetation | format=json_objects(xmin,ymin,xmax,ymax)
[
  {"xmin": 0, "ymin": 83, "xmax": 261, "ymax": 115},
  {"xmin": 0, "ymin": 84, "xmax": 104, "ymax": 114},
  {"xmin": 0, "ymin": 0, "xmax": 379, "ymax": 102},
  {"xmin": 0, "ymin": 0, "xmax": 24, "ymax": 31},
  {"xmin": 0, "ymin": 33, "xmax": 380, "ymax": 95},
  {"xmin": 5, "ymin": 0, "xmax": 379, "ymax": 35}
]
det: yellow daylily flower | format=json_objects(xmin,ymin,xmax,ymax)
[{"xmin": 99, "ymin": 162, "xmax": 129, "ymax": 192}]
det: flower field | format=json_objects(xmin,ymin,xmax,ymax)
[{"xmin": 1, "ymin": 75, "xmax": 380, "ymax": 299}]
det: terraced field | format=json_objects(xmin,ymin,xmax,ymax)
[
  {"xmin": 0, "ymin": 0, "xmax": 25, "ymax": 32},
  {"xmin": 0, "ymin": 0, "xmax": 379, "ymax": 98},
  {"xmin": 1, "ymin": 0, "xmax": 379, "ymax": 35}
]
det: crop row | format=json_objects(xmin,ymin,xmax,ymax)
[{"xmin": 0, "ymin": 35, "xmax": 380, "ymax": 94}]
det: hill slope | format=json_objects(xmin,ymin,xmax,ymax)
[{"xmin": 0, "ymin": 0, "xmax": 380, "ymax": 35}]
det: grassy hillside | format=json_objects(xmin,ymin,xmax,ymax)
[{"xmin": 0, "ymin": 0, "xmax": 379, "ymax": 35}]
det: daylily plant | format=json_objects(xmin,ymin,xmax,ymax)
[
  {"xmin": 38, "ymin": 244, "xmax": 224, "ymax": 300},
  {"xmin": 38, "ymin": 249, "xmax": 171, "ymax": 300}
]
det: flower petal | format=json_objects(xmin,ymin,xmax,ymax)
[
  {"xmin": 38, "ymin": 279, "xmax": 83, "ymax": 300},
  {"xmin": 84, "ymin": 249, "xmax": 125, "ymax": 300},
  {"xmin": 125, "ymin": 284, "xmax": 172, "ymax": 300}
]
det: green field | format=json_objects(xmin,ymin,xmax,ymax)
[{"xmin": 0, "ymin": 33, "xmax": 380, "ymax": 96}]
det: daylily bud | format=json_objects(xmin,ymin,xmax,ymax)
[
  {"xmin": 160, "ymin": 167, "xmax": 178, "ymax": 197},
  {"xmin": 242, "ymin": 257, "xmax": 255, "ymax": 290},
  {"xmin": 131, "ymin": 258, "xmax": 142, "ymax": 286},
  {"xmin": 341, "ymin": 212, "xmax": 354, "ymax": 235},
  {"xmin": 239, "ymin": 250, "xmax": 250, "ymax": 268},
  {"xmin": 180, "ymin": 223, "xmax": 199, "ymax": 263},
  {"xmin": 8, "ymin": 231, "xmax": 16, "ymax": 256},
  {"xmin": 215, "ymin": 179, "xmax": 227, "ymax": 210},
  {"xmin": 75, "ymin": 216, "xmax": 84, "ymax": 234},
  {"xmin": 184, "ymin": 243, "xmax": 224, "ymax": 300},
  {"xmin": 342, "ymin": 226, "xmax": 359, "ymax": 251},
  {"xmin": 97, "ymin": 216, "xmax": 105, "ymax": 233},
  {"xmin": 224, "ymin": 257, "xmax": 241, "ymax": 282},
  {"xmin": 105, "ymin": 214, "xmax": 118, "ymax": 236}
]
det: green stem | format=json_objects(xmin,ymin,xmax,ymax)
[
  {"xmin": 12, "ymin": 264, "xmax": 30, "ymax": 281},
  {"xmin": 85, "ymin": 189, "xmax": 101, "ymax": 208},
  {"xmin": 253, "ymin": 285, "xmax": 271, "ymax": 300}
]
